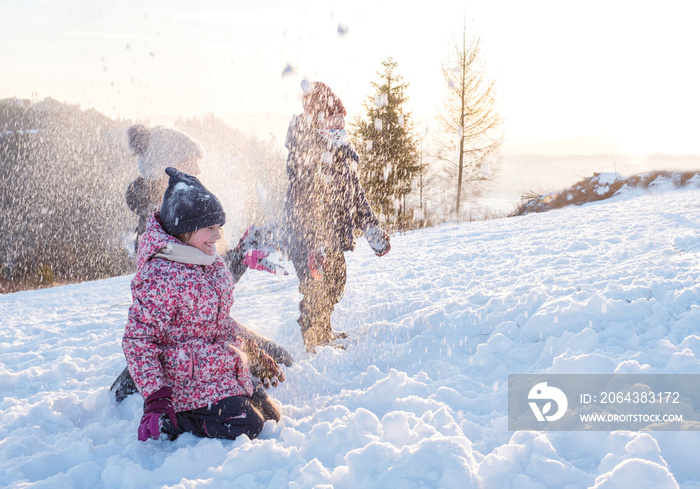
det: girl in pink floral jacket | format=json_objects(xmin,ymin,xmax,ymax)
[{"xmin": 123, "ymin": 167, "xmax": 285, "ymax": 441}]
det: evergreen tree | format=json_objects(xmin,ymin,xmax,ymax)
[{"xmin": 352, "ymin": 58, "xmax": 420, "ymax": 230}]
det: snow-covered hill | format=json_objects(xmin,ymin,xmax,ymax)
[{"xmin": 2, "ymin": 186, "xmax": 700, "ymax": 488}]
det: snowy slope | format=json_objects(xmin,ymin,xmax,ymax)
[{"xmin": 2, "ymin": 186, "xmax": 700, "ymax": 488}]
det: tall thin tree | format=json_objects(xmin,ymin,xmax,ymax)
[{"xmin": 436, "ymin": 25, "xmax": 503, "ymax": 220}]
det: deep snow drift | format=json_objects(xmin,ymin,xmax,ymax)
[{"xmin": 2, "ymin": 181, "xmax": 700, "ymax": 488}]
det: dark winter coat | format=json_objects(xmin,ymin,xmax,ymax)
[
  {"xmin": 284, "ymin": 114, "xmax": 379, "ymax": 256},
  {"xmin": 122, "ymin": 213, "xmax": 254, "ymax": 413},
  {"xmin": 126, "ymin": 176, "xmax": 165, "ymax": 244}
]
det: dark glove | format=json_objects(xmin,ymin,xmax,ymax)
[
  {"xmin": 307, "ymin": 246, "xmax": 326, "ymax": 280},
  {"xmin": 138, "ymin": 386, "xmax": 177, "ymax": 441},
  {"xmin": 366, "ymin": 225, "xmax": 391, "ymax": 256},
  {"xmin": 250, "ymin": 350, "xmax": 286, "ymax": 389}
]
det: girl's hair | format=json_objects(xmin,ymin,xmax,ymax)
[{"xmin": 176, "ymin": 231, "xmax": 194, "ymax": 244}]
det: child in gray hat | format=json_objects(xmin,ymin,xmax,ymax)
[{"xmin": 125, "ymin": 124, "xmax": 204, "ymax": 250}]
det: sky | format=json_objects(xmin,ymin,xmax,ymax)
[{"xmin": 2, "ymin": 0, "xmax": 700, "ymax": 155}]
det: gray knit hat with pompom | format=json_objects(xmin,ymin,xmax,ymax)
[{"xmin": 127, "ymin": 125, "xmax": 204, "ymax": 180}]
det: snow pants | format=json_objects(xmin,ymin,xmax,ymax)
[
  {"xmin": 161, "ymin": 384, "xmax": 279, "ymax": 441},
  {"xmin": 291, "ymin": 248, "xmax": 347, "ymax": 350}
]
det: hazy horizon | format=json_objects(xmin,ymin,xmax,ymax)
[{"xmin": 5, "ymin": 94, "xmax": 699, "ymax": 215}]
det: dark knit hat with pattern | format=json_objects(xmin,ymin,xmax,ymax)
[{"xmin": 159, "ymin": 167, "xmax": 226, "ymax": 236}]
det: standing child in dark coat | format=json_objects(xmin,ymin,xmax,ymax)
[
  {"xmin": 285, "ymin": 81, "xmax": 391, "ymax": 352},
  {"xmin": 123, "ymin": 167, "xmax": 285, "ymax": 441}
]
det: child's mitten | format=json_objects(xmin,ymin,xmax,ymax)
[
  {"xmin": 366, "ymin": 225, "xmax": 391, "ymax": 257},
  {"xmin": 250, "ymin": 351, "xmax": 286, "ymax": 389},
  {"xmin": 138, "ymin": 386, "xmax": 177, "ymax": 441}
]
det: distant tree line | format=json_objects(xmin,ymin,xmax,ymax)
[{"xmin": 0, "ymin": 97, "xmax": 135, "ymax": 292}]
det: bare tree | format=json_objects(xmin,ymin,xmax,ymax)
[
  {"xmin": 435, "ymin": 25, "xmax": 503, "ymax": 220},
  {"xmin": 412, "ymin": 128, "xmax": 439, "ymax": 227}
]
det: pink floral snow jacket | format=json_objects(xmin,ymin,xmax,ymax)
[{"xmin": 122, "ymin": 214, "xmax": 254, "ymax": 413}]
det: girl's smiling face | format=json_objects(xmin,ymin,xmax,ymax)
[{"xmin": 186, "ymin": 225, "xmax": 222, "ymax": 255}]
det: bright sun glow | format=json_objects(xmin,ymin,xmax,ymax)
[{"xmin": 2, "ymin": 0, "xmax": 700, "ymax": 155}]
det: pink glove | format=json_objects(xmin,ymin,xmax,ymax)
[
  {"xmin": 237, "ymin": 225, "xmax": 289, "ymax": 275},
  {"xmin": 243, "ymin": 249, "xmax": 270, "ymax": 271},
  {"xmin": 243, "ymin": 249, "xmax": 288, "ymax": 275},
  {"xmin": 307, "ymin": 247, "xmax": 326, "ymax": 280},
  {"xmin": 138, "ymin": 386, "xmax": 177, "ymax": 441}
]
